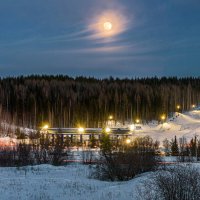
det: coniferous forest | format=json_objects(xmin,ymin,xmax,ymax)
[{"xmin": 0, "ymin": 75, "xmax": 200, "ymax": 128}]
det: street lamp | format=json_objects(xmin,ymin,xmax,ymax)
[
  {"xmin": 161, "ymin": 114, "xmax": 166, "ymax": 122},
  {"xmin": 105, "ymin": 127, "xmax": 111, "ymax": 133},
  {"xmin": 43, "ymin": 124, "xmax": 49, "ymax": 130},
  {"xmin": 176, "ymin": 105, "xmax": 181, "ymax": 111},
  {"xmin": 129, "ymin": 124, "xmax": 135, "ymax": 131},
  {"xmin": 126, "ymin": 138, "xmax": 131, "ymax": 144},
  {"xmin": 78, "ymin": 127, "xmax": 84, "ymax": 133},
  {"xmin": 135, "ymin": 119, "xmax": 140, "ymax": 124},
  {"xmin": 108, "ymin": 115, "xmax": 113, "ymax": 120},
  {"xmin": 41, "ymin": 124, "xmax": 49, "ymax": 135},
  {"xmin": 192, "ymin": 104, "xmax": 196, "ymax": 109}
]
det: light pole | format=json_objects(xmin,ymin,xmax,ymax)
[
  {"xmin": 42, "ymin": 124, "xmax": 49, "ymax": 133},
  {"xmin": 129, "ymin": 124, "xmax": 135, "ymax": 132},
  {"xmin": 135, "ymin": 119, "xmax": 140, "ymax": 124},
  {"xmin": 161, "ymin": 114, "xmax": 166, "ymax": 124},
  {"xmin": 105, "ymin": 127, "xmax": 111, "ymax": 134},
  {"xmin": 192, "ymin": 104, "xmax": 196, "ymax": 109},
  {"xmin": 78, "ymin": 127, "xmax": 84, "ymax": 133},
  {"xmin": 126, "ymin": 138, "xmax": 131, "ymax": 144},
  {"xmin": 176, "ymin": 105, "xmax": 181, "ymax": 113},
  {"xmin": 78, "ymin": 127, "xmax": 84, "ymax": 145},
  {"xmin": 108, "ymin": 115, "xmax": 113, "ymax": 120}
]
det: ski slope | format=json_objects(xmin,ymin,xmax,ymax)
[{"xmin": 132, "ymin": 109, "xmax": 200, "ymax": 144}]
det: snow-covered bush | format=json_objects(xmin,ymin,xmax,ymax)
[{"xmin": 138, "ymin": 165, "xmax": 200, "ymax": 200}]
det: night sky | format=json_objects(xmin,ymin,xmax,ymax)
[{"xmin": 0, "ymin": 0, "xmax": 200, "ymax": 77}]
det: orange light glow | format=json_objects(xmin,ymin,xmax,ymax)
[
  {"xmin": 176, "ymin": 105, "xmax": 181, "ymax": 110},
  {"xmin": 161, "ymin": 114, "xmax": 166, "ymax": 121},
  {"xmin": 78, "ymin": 127, "xmax": 84, "ymax": 133},
  {"xmin": 135, "ymin": 119, "xmax": 140, "ymax": 124},
  {"xmin": 109, "ymin": 115, "xmax": 113, "ymax": 120},
  {"xmin": 105, "ymin": 127, "xmax": 111, "ymax": 133},
  {"xmin": 126, "ymin": 139, "xmax": 131, "ymax": 144}
]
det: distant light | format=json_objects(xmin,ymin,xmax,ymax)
[
  {"xmin": 135, "ymin": 119, "xmax": 140, "ymax": 124},
  {"xmin": 129, "ymin": 124, "xmax": 135, "ymax": 131},
  {"xmin": 177, "ymin": 105, "xmax": 181, "ymax": 110},
  {"xmin": 78, "ymin": 127, "xmax": 84, "ymax": 133},
  {"xmin": 105, "ymin": 127, "xmax": 111, "ymax": 133},
  {"xmin": 126, "ymin": 139, "xmax": 131, "ymax": 144},
  {"xmin": 192, "ymin": 104, "xmax": 196, "ymax": 108},
  {"xmin": 161, "ymin": 115, "xmax": 166, "ymax": 121},
  {"xmin": 43, "ymin": 125, "xmax": 49, "ymax": 130},
  {"xmin": 109, "ymin": 115, "xmax": 113, "ymax": 120}
]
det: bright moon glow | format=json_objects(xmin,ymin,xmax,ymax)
[
  {"xmin": 89, "ymin": 10, "xmax": 128, "ymax": 38},
  {"xmin": 104, "ymin": 22, "xmax": 112, "ymax": 31}
]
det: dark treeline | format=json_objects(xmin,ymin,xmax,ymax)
[{"xmin": 0, "ymin": 75, "xmax": 200, "ymax": 128}]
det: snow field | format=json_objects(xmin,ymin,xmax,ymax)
[{"xmin": 0, "ymin": 164, "xmax": 146, "ymax": 200}]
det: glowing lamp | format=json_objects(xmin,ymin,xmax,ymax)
[
  {"xmin": 161, "ymin": 115, "xmax": 166, "ymax": 121},
  {"xmin": 130, "ymin": 124, "xmax": 135, "ymax": 131},
  {"xmin": 126, "ymin": 139, "xmax": 131, "ymax": 144},
  {"xmin": 135, "ymin": 119, "xmax": 140, "ymax": 124},
  {"xmin": 43, "ymin": 125, "xmax": 49, "ymax": 130},
  {"xmin": 105, "ymin": 127, "xmax": 111, "ymax": 133},
  {"xmin": 109, "ymin": 115, "xmax": 113, "ymax": 120},
  {"xmin": 78, "ymin": 127, "xmax": 84, "ymax": 133}
]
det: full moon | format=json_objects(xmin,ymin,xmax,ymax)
[
  {"xmin": 103, "ymin": 21, "xmax": 112, "ymax": 31},
  {"xmin": 89, "ymin": 10, "xmax": 128, "ymax": 38}
]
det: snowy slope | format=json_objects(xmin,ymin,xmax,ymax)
[
  {"xmin": 0, "ymin": 164, "xmax": 146, "ymax": 200},
  {"xmin": 1, "ymin": 163, "xmax": 200, "ymax": 200},
  {"xmin": 131, "ymin": 110, "xmax": 200, "ymax": 145}
]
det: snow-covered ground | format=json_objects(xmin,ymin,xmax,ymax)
[
  {"xmin": 0, "ymin": 164, "xmax": 147, "ymax": 200},
  {"xmin": 1, "ymin": 162, "xmax": 200, "ymax": 200},
  {"xmin": 130, "ymin": 110, "xmax": 200, "ymax": 145}
]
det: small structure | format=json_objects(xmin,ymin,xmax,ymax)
[{"xmin": 41, "ymin": 127, "xmax": 133, "ymax": 146}]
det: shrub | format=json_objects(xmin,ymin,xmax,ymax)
[
  {"xmin": 93, "ymin": 136, "xmax": 159, "ymax": 181},
  {"xmin": 138, "ymin": 165, "xmax": 200, "ymax": 200}
]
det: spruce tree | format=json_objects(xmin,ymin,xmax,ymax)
[
  {"xmin": 89, "ymin": 134, "xmax": 97, "ymax": 148},
  {"xmin": 171, "ymin": 136, "xmax": 179, "ymax": 156},
  {"xmin": 190, "ymin": 137, "xmax": 197, "ymax": 157}
]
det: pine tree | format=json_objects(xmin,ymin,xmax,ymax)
[
  {"xmin": 190, "ymin": 137, "xmax": 197, "ymax": 157},
  {"xmin": 100, "ymin": 132, "xmax": 112, "ymax": 156},
  {"xmin": 89, "ymin": 134, "xmax": 97, "ymax": 148},
  {"xmin": 197, "ymin": 141, "xmax": 200, "ymax": 161},
  {"xmin": 171, "ymin": 136, "xmax": 179, "ymax": 156},
  {"xmin": 52, "ymin": 135, "xmax": 66, "ymax": 166}
]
